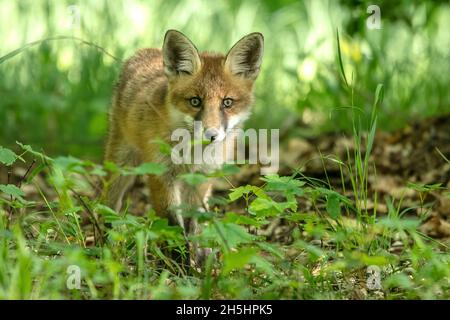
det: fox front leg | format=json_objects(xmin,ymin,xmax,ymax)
[
  {"xmin": 175, "ymin": 181, "xmax": 214, "ymax": 269},
  {"xmin": 147, "ymin": 176, "xmax": 213, "ymax": 268},
  {"xmin": 188, "ymin": 217, "xmax": 213, "ymax": 269}
]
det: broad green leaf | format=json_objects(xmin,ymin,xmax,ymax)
[
  {"xmin": 103, "ymin": 161, "xmax": 121, "ymax": 174},
  {"xmin": 200, "ymin": 221, "xmax": 254, "ymax": 248},
  {"xmin": 228, "ymin": 185, "xmax": 267, "ymax": 202},
  {"xmin": 126, "ymin": 162, "xmax": 167, "ymax": 176},
  {"xmin": 0, "ymin": 184, "xmax": 25, "ymax": 199},
  {"xmin": 179, "ymin": 172, "xmax": 207, "ymax": 186},
  {"xmin": 151, "ymin": 139, "xmax": 172, "ymax": 155},
  {"xmin": 249, "ymin": 197, "xmax": 293, "ymax": 217},
  {"xmin": 223, "ymin": 247, "xmax": 259, "ymax": 274},
  {"xmin": 90, "ymin": 166, "xmax": 107, "ymax": 176},
  {"xmin": 0, "ymin": 147, "xmax": 17, "ymax": 166},
  {"xmin": 249, "ymin": 198, "xmax": 280, "ymax": 216},
  {"xmin": 326, "ymin": 193, "xmax": 341, "ymax": 219},
  {"xmin": 384, "ymin": 274, "xmax": 413, "ymax": 289},
  {"xmin": 210, "ymin": 164, "xmax": 240, "ymax": 177},
  {"xmin": 223, "ymin": 212, "xmax": 267, "ymax": 227},
  {"xmin": 228, "ymin": 186, "xmax": 249, "ymax": 201},
  {"xmin": 261, "ymin": 174, "xmax": 305, "ymax": 195},
  {"xmin": 150, "ymin": 218, "xmax": 184, "ymax": 238}
]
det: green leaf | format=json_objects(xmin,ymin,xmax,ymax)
[
  {"xmin": 210, "ymin": 164, "xmax": 240, "ymax": 177},
  {"xmin": 284, "ymin": 212, "xmax": 310, "ymax": 223},
  {"xmin": 228, "ymin": 186, "xmax": 248, "ymax": 201},
  {"xmin": 260, "ymin": 175, "xmax": 304, "ymax": 212},
  {"xmin": 228, "ymin": 185, "xmax": 267, "ymax": 202},
  {"xmin": 0, "ymin": 184, "xmax": 25, "ymax": 199},
  {"xmin": 361, "ymin": 255, "xmax": 390, "ymax": 266},
  {"xmin": 90, "ymin": 166, "xmax": 107, "ymax": 176},
  {"xmin": 103, "ymin": 161, "xmax": 121, "ymax": 174},
  {"xmin": 200, "ymin": 221, "xmax": 254, "ymax": 248},
  {"xmin": 179, "ymin": 172, "xmax": 207, "ymax": 186},
  {"xmin": 150, "ymin": 218, "xmax": 184, "ymax": 239},
  {"xmin": 249, "ymin": 196, "xmax": 294, "ymax": 217},
  {"xmin": 249, "ymin": 197, "xmax": 274, "ymax": 212},
  {"xmin": 249, "ymin": 197, "xmax": 285, "ymax": 216},
  {"xmin": 372, "ymin": 83, "xmax": 384, "ymax": 112},
  {"xmin": 223, "ymin": 212, "xmax": 267, "ymax": 227},
  {"xmin": 126, "ymin": 162, "xmax": 167, "ymax": 176},
  {"xmin": 54, "ymin": 156, "xmax": 91, "ymax": 173},
  {"xmin": 151, "ymin": 139, "xmax": 172, "ymax": 155},
  {"xmin": 0, "ymin": 147, "xmax": 17, "ymax": 166},
  {"xmin": 261, "ymin": 174, "xmax": 305, "ymax": 195},
  {"xmin": 384, "ymin": 274, "xmax": 413, "ymax": 289},
  {"xmin": 16, "ymin": 142, "xmax": 53, "ymax": 162},
  {"xmin": 336, "ymin": 28, "xmax": 349, "ymax": 87},
  {"xmin": 222, "ymin": 247, "xmax": 259, "ymax": 274},
  {"xmin": 326, "ymin": 193, "xmax": 341, "ymax": 219}
]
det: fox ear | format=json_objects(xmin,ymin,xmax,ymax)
[
  {"xmin": 163, "ymin": 30, "xmax": 201, "ymax": 77},
  {"xmin": 225, "ymin": 33, "xmax": 264, "ymax": 80}
]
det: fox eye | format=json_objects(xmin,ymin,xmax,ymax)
[
  {"xmin": 223, "ymin": 98, "xmax": 233, "ymax": 108},
  {"xmin": 189, "ymin": 97, "xmax": 202, "ymax": 108}
]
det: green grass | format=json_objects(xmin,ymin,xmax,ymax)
[{"xmin": 0, "ymin": 139, "xmax": 448, "ymax": 299}]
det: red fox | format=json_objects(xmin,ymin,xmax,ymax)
[{"xmin": 104, "ymin": 30, "xmax": 264, "ymax": 264}]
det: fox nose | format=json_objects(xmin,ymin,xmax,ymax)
[{"xmin": 204, "ymin": 128, "xmax": 219, "ymax": 142}]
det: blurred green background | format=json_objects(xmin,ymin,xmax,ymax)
[{"xmin": 1, "ymin": 0, "xmax": 449, "ymax": 160}]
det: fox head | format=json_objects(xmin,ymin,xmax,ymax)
[{"xmin": 162, "ymin": 30, "xmax": 264, "ymax": 142}]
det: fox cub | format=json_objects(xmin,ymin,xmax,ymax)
[{"xmin": 105, "ymin": 30, "xmax": 264, "ymax": 262}]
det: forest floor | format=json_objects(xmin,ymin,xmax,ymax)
[
  {"xmin": 2, "ymin": 115, "xmax": 449, "ymax": 299},
  {"xmin": 6, "ymin": 115, "xmax": 449, "ymax": 250},
  {"xmin": 123, "ymin": 115, "xmax": 450, "ymax": 244}
]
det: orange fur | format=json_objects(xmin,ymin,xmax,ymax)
[{"xmin": 104, "ymin": 30, "xmax": 264, "ymax": 247}]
